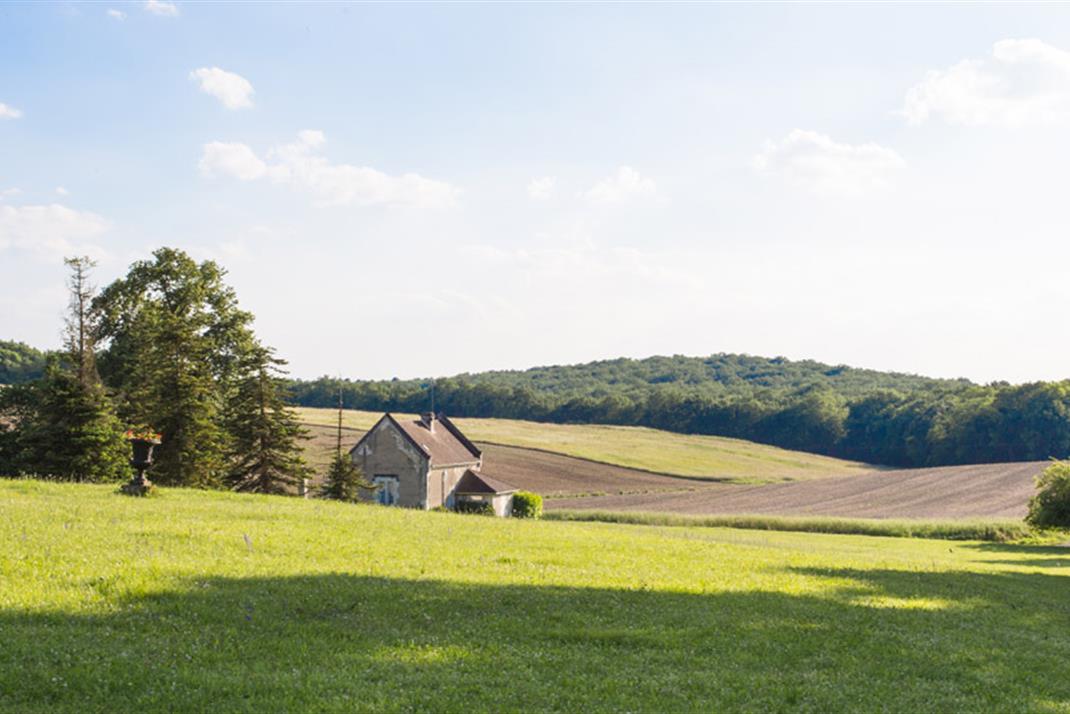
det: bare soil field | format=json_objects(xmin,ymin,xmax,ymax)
[
  {"xmin": 295, "ymin": 407, "xmax": 874, "ymax": 482},
  {"xmin": 474, "ymin": 443, "xmax": 708, "ymax": 497},
  {"xmin": 547, "ymin": 461, "xmax": 1046, "ymax": 520},
  {"xmin": 301, "ymin": 423, "xmax": 701, "ymax": 497},
  {"xmin": 300, "ymin": 422, "xmax": 1043, "ymax": 519}
]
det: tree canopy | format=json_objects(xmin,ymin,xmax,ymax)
[
  {"xmin": 0, "ymin": 340, "xmax": 47, "ymax": 385},
  {"xmin": 288, "ymin": 356, "xmax": 1070, "ymax": 469}
]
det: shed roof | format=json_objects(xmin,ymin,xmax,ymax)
[{"xmin": 455, "ymin": 469, "xmax": 517, "ymax": 495}]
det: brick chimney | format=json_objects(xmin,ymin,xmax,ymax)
[{"xmin": 420, "ymin": 412, "xmax": 436, "ymax": 432}]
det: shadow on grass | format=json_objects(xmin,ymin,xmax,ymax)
[
  {"xmin": 961, "ymin": 541, "xmax": 1070, "ymax": 569},
  {"xmin": 2, "ymin": 568, "xmax": 1070, "ymax": 712}
]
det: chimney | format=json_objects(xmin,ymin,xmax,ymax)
[{"xmin": 420, "ymin": 412, "xmax": 436, "ymax": 432}]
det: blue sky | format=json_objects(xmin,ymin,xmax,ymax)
[{"xmin": 3, "ymin": 2, "xmax": 1070, "ymax": 382}]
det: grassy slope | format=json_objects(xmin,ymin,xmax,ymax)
[
  {"xmin": 294, "ymin": 407, "xmax": 876, "ymax": 483},
  {"xmin": 3, "ymin": 481, "xmax": 1070, "ymax": 712}
]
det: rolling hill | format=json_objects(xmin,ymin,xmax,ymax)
[
  {"xmin": 296, "ymin": 408, "xmax": 1044, "ymax": 519},
  {"xmin": 547, "ymin": 461, "xmax": 1047, "ymax": 520},
  {"xmin": 294, "ymin": 407, "xmax": 876, "ymax": 484}
]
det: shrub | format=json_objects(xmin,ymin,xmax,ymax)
[
  {"xmin": 512, "ymin": 491, "xmax": 543, "ymax": 519},
  {"xmin": 456, "ymin": 500, "xmax": 494, "ymax": 516},
  {"xmin": 1027, "ymin": 461, "xmax": 1070, "ymax": 528}
]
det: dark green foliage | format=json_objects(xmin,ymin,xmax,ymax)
[
  {"xmin": 511, "ymin": 491, "xmax": 543, "ymax": 519},
  {"xmin": 1026, "ymin": 461, "xmax": 1070, "ymax": 528},
  {"xmin": 0, "ymin": 340, "xmax": 47, "ymax": 385},
  {"xmin": 0, "ymin": 357, "xmax": 128, "ymax": 482},
  {"xmin": 320, "ymin": 452, "xmax": 371, "ymax": 502},
  {"xmin": 94, "ymin": 248, "xmax": 255, "ymax": 488},
  {"xmin": 455, "ymin": 500, "xmax": 494, "ymax": 515},
  {"xmin": 288, "ymin": 356, "xmax": 1070, "ymax": 468},
  {"xmin": 224, "ymin": 344, "xmax": 312, "ymax": 494},
  {"xmin": 0, "ymin": 257, "xmax": 127, "ymax": 483}
]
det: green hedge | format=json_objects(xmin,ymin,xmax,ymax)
[
  {"xmin": 1027, "ymin": 461, "xmax": 1070, "ymax": 528},
  {"xmin": 512, "ymin": 491, "xmax": 543, "ymax": 519}
]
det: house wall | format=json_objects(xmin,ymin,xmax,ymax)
[
  {"xmin": 427, "ymin": 465, "xmax": 477, "ymax": 509},
  {"xmin": 351, "ymin": 421, "xmax": 429, "ymax": 508},
  {"xmin": 491, "ymin": 493, "xmax": 514, "ymax": 517}
]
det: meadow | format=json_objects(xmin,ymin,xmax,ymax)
[
  {"xmin": 294, "ymin": 407, "xmax": 875, "ymax": 482},
  {"xmin": 2, "ymin": 480, "xmax": 1069, "ymax": 712}
]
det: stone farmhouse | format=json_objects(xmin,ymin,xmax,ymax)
[{"xmin": 349, "ymin": 412, "xmax": 517, "ymax": 516}]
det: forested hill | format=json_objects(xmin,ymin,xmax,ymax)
[
  {"xmin": 291, "ymin": 353, "xmax": 971, "ymax": 408},
  {"xmin": 283, "ymin": 353, "xmax": 1070, "ymax": 470},
  {"xmin": 442, "ymin": 354, "xmax": 971, "ymax": 399},
  {"xmin": 0, "ymin": 340, "xmax": 47, "ymax": 385}
]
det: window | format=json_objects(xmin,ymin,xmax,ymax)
[{"xmin": 373, "ymin": 475, "xmax": 400, "ymax": 505}]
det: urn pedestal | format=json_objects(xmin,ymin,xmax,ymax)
[{"xmin": 121, "ymin": 437, "xmax": 160, "ymax": 496}]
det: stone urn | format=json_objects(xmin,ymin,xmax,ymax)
[{"xmin": 121, "ymin": 433, "xmax": 161, "ymax": 496}]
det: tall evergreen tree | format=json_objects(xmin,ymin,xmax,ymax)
[
  {"xmin": 224, "ymin": 343, "xmax": 312, "ymax": 494},
  {"xmin": 63, "ymin": 256, "xmax": 99, "ymax": 388},
  {"xmin": 94, "ymin": 248, "xmax": 254, "ymax": 488},
  {"xmin": 0, "ymin": 257, "xmax": 127, "ymax": 482}
]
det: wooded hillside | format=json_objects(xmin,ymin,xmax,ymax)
[
  {"xmin": 288, "ymin": 355, "xmax": 1070, "ymax": 469},
  {"xmin": 0, "ymin": 341, "xmax": 47, "ymax": 385}
]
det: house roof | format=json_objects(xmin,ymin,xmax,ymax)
[
  {"xmin": 351, "ymin": 413, "xmax": 482, "ymax": 467},
  {"xmin": 455, "ymin": 469, "xmax": 517, "ymax": 495}
]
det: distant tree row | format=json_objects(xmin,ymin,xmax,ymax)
[
  {"xmin": 0, "ymin": 340, "xmax": 47, "ymax": 385},
  {"xmin": 288, "ymin": 364, "xmax": 1070, "ymax": 468},
  {"xmin": 0, "ymin": 250, "xmax": 311, "ymax": 493}
]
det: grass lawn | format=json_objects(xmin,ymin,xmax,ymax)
[
  {"xmin": 294, "ymin": 407, "xmax": 876, "ymax": 482},
  {"xmin": 2, "ymin": 480, "xmax": 1069, "ymax": 712}
]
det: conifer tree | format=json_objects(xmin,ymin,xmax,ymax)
[
  {"xmin": 320, "ymin": 390, "xmax": 372, "ymax": 502},
  {"xmin": 224, "ymin": 343, "xmax": 312, "ymax": 494},
  {"xmin": 63, "ymin": 256, "xmax": 99, "ymax": 388},
  {"xmin": 0, "ymin": 256, "xmax": 127, "ymax": 482},
  {"xmin": 94, "ymin": 248, "xmax": 253, "ymax": 488},
  {"xmin": 11, "ymin": 357, "xmax": 129, "ymax": 482}
]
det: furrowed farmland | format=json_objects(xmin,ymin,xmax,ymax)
[
  {"xmin": 296, "ymin": 408, "xmax": 1044, "ymax": 520},
  {"xmin": 2, "ymin": 480, "xmax": 1070, "ymax": 712}
]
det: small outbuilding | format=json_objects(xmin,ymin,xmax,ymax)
[{"xmin": 349, "ymin": 412, "xmax": 517, "ymax": 515}]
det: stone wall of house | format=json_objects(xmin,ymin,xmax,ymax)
[
  {"xmin": 427, "ymin": 465, "xmax": 475, "ymax": 509},
  {"xmin": 491, "ymin": 493, "xmax": 514, "ymax": 517},
  {"xmin": 351, "ymin": 420, "xmax": 429, "ymax": 508}
]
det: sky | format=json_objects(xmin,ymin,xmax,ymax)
[{"xmin": 3, "ymin": 2, "xmax": 1070, "ymax": 383}]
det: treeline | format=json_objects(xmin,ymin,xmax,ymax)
[
  {"xmin": 289, "ymin": 358, "xmax": 1070, "ymax": 468},
  {"xmin": 0, "ymin": 340, "xmax": 47, "ymax": 384},
  {"xmin": 0, "ymin": 250, "xmax": 311, "ymax": 493}
]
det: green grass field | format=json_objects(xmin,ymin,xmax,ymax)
[
  {"xmin": 2, "ymin": 481, "xmax": 1069, "ymax": 712},
  {"xmin": 294, "ymin": 407, "xmax": 876, "ymax": 482}
]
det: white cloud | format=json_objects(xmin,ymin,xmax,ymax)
[
  {"xmin": 752, "ymin": 129, "xmax": 905, "ymax": 197},
  {"xmin": 903, "ymin": 39, "xmax": 1070, "ymax": 127},
  {"xmin": 55, "ymin": 186, "xmax": 69, "ymax": 196},
  {"xmin": 107, "ymin": 8, "xmax": 126, "ymax": 20},
  {"xmin": 0, "ymin": 188, "xmax": 22, "ymax": 201},
  {"xmin": 0, "ymin": 103, "xmax": 22, "ymax": 119},
  {"xmin": 143, "ymin": 0, "xmax": 178, "ymax": 16},
  {"xmin": 199, "ymin": 131, "xmax": 460, "ymax": 208},
  {"xmin": 0, "ymin": 204, "xmax": 111, "ymax": 259},
  {"xmin": 527, "ymin": 176, "xmax": 556, "ymax": 200},
  {"xmin": 199, "ymin": 141, "xmax": 268, "ymax": 181},
  {"xmin": 189, "ymin": 67, "xmax": 255, "ymax": 110},
  {"xmin": 584, "ymin": 166, "xmax": 657, "ymax": 203}
]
